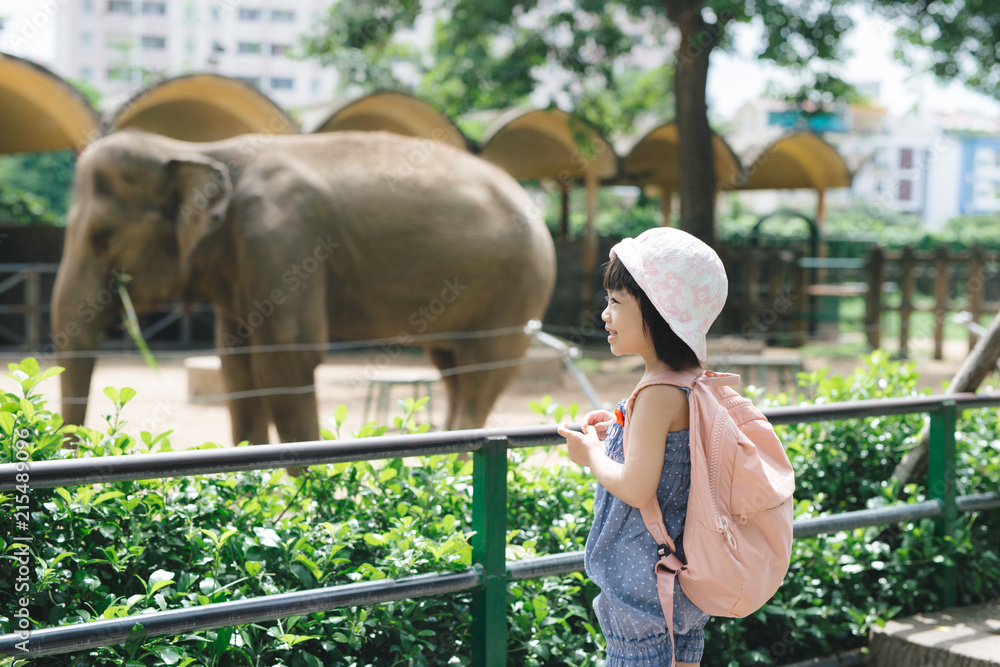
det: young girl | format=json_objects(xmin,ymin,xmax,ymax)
[{"xmin": 558, "ymin": 227, "xmax": 728, "ymax": 667}]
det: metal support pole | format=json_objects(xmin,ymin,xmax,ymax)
[
  {"xmin": 471, "ymin": 436, "xmax": 508, "ymax": 666},
  {"xmin": 928, "ymin": 400, "xmax": 957, "ymax": 607}
]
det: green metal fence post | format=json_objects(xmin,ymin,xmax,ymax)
[
  {"xmin": 928, "ymin": 400, "xmax": 957, "ymax": 607},
  {"xmin": 471, "ymin": 436, "xmax": 508, "ymax": 666}
]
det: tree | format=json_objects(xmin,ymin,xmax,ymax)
[
  {"xmin": 870, "ymin": 0, "xmax": 1000, "ymax": 103},
  {"xmin": 299, "ymin": 0, "xmax": 859, "ymax": 247}
]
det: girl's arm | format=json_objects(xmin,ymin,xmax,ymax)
[{"xmin": 559, "ymin": 385, "xmax": 688, "ymax": 508}]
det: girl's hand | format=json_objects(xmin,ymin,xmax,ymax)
[
  {"xmin": 557, "ymin": 423, "xmax": 601, "ymax": 469},
  {"xmin": 582, "ymin": 409, "xmax": 615, "ymax": 440}
]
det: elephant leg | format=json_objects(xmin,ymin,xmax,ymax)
[
  {"xmin": 216, "ymin": 314, "xmax": 270, "ymax": 445},
  {"xmin": 440, "ymin": 334, "xmax": 532, "ymax": 431},
  {"xmin": 427, "ymin": 347, "xmax": 459, "ymax": 429},
  {"xmin": 246, "ymin": 278, "xmax": 327, "ymax": 445},
  {"xmin": 252, "ymin": 350, "xmax": 321, "ymax": 444}
]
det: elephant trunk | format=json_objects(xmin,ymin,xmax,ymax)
[{"xmin": 51, "ymin": 254, "xmax": 109, "ymax": 427}]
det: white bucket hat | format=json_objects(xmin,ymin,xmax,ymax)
[{"xmin": 610, "ymin": 227, "xmax": 728, "ymax": 362}]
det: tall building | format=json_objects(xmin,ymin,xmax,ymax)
[{"xmin": 54, "ymin": 0, "xmax": 339, "ymax": 112}]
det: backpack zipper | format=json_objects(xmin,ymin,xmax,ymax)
[
  {"xmin": 709, "ymin": 408, "xmax": 733, "ymax": 548},
  {"xmin": 710, "ymin": 398, "xmax": 741, "ymax": 551}
]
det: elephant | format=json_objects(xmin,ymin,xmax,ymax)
[{"xmin": 52, "ymin": 129, "xmax": 556, "ymax": 445}]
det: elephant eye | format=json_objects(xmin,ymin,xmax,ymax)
[{"xmin": 91, "ymin": 228, "xmax": 113, "ymax": 253}]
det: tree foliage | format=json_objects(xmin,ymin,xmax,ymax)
[
  {"xmin": 0, "ymin": 151, "xmax": 76, "ymax": 224},
  {"xmin": 871, "ymin": 0, "xmax": 1000, "ymax": 101},
  {"xmin": 297, "ymin": 0, "xmax": 859, "ymax": 244}
]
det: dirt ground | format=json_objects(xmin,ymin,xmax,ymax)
[{"xmin": 2, "ymin": 335, "xmax": 989, "ymax": 451}]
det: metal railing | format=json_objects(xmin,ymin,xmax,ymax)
[{"xmin": 2, "ymin": 392, "xmax": 1000, "ymax": 664}]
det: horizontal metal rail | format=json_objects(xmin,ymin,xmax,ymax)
[
  {"xmin": 0, "ymin": 569, "xmax": 480, "ymax": 657},
  {"xmin": 4, "ymin": 490, "xmax": 997, "ymax": 658},
  {"xmin": 0, "ymin": 424, "xmax": 560, "ymax": 491},
  {"xmin": 793, "ymin": 499, "xmax": 943, "ymax": 538},
  {"xmin": 3, "ymin": 393, "xmax": 1000, "ymax": 491},
  {"xmin": 762, "ymin": 391, "xmax": 1000, "ymax": 425}
]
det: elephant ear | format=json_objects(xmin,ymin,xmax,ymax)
[{"xmin": 166, "ymin": 155, "xmax": 233, "ymax": 268}]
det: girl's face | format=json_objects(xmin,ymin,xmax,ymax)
[{"xmin": 602, "ymin": 289, "xmax": 650, "ymax": 357}]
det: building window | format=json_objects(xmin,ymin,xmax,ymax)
[
  {"xmin": 82, "ymin": 0, "xmax": 94, "ymax": 13},
  {"xmin": 107, "ymin": 66, "xmax": 136, "ymax": 81},
  {"xmin": 211, "ymin": 6, "xmax": 220, "ymax": 20},
  {"xmin": 81, "ymin": 66, "xmax": 93, "ymax": 80},
  {"xmin": 899, "ymin": 148, "xmax": 913, "ymax": 169},
  {"xmin": 238, "ymin": 8, "xmax": 261, "ymax": 20},
  {"xmin": 212, "ymin": 41, "xmax": 225, "ymax": 53},
  {"xmin": 237, "ymin": 42, "xmax": 262, "ymax": 54},
  {"xmin": 107, "ymin": 34, "xmax": 133, "ymax": 49},
  {"xmin": 107, "ymin": 1, "xmax": 133, "ymax": 14},
  {"xmin": 80, "ymin": 32, "xmax": 93, "ymax": 48},
  {"xmin": 185, "ymin": 37, "xmax": 195, "ymax": 54},
  {"xmin": 898, "ymin": 179, "xmax": 913, "ymax": 201},
  {"xmin": 141, "ymin": 2, "xmax": 166, "ymax": 14},
  {"xmin": 236, "ymin": 76, "xmax": 261, "ymax": 88},
  {"xmin": 270, "ymin": 77, "xmax": 293, "ymax": 90},
  {"xmin": 271, "ymin": 9, "xmax": 294, "ymax": 22},
  {"xmin": 270, "ymin": 44, "xmax": 289, "ymax": 56},
  {"xmin": 142, "ymin": 36, "xmax": 166, "ymax": 49},
  {"xmin": 975, "ymin": 147, "xmax": 997, "ymax": 169}
]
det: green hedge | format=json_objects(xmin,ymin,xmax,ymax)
[{"xmin": 1, "ymin": 352, "xmax": 998, "ymax": 666}]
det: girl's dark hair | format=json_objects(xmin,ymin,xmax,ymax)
[{"xmin": 603, "ymin": 255, "xmax": 701, "ymax": 371}]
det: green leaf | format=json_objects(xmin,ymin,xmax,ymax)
[
  {"xmin": 245, "ymin": 561, "xmax": 262, "ymax": 577},
  {"xmin": 36, "ymin": 366, "xmax": 64, "ymax": 383},
  {"xmin": 151, "ymin": 646, "xmax": 182, "ymax": 665},
  {"xmin": 119, "ymin": 387, "xmax": 136, "ymax": 405},
  {"xmin": 363, "ymin": 533, "xmax": 385, "ymax": 547},
  {"xmin": 0, "ymin": 412, "xmax": 14, "ymax": 436},
  {"xmin": 103, "ymin": 387, "xmax": 119, "ymax": 404},
  {"xmin": 334, "ymin": 404, "xmax": 348, "ymax": 426},
  {"xmin": 147, "ymin": 569, "xmax": 176, "ymax": 596},
  {"xmin": 19, "ymin": 358, "xmax": 40, "ymax": 377},
  {"xmin": 214, "ymin": 626, "xmax": 234, "ymax": 659},
  {"xmin": 124, "ymin": 623, "xmax": 146, "ymax": 660},
  {"xmin": 92, "ymin": 491, "xmax": 125, "ymax": 506}
]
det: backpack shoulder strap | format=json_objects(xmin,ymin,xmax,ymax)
[{"xmin": 620, "ymin": 370, "xmax": 695, "ymax": 458}]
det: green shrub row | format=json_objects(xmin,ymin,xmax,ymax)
[{"xmin": 1, "ymin": 352, "xmax": 998, "ymax": 666}]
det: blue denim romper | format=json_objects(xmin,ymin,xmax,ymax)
[{"xmin": 584, "ymin": 395, "xmax": 710, "ymax": 665}]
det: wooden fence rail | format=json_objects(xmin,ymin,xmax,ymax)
[{"xmin": 866, "ymin": 245, "xmax": 1000, "ymax": 359}]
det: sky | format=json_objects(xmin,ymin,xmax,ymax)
[{"xmin": 2, "ymin": 0, "xmax": 998, "ymax": 122}]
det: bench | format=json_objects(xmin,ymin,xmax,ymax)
[
  {"xmin": 706, "ymin": 353, "xmax": 805, "ymax": 390},
  {"xmin": 363, "ymin": 368, "xmax": 441, "ymax": 427}
]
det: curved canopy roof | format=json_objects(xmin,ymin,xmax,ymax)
[
  {"xmin": 479, "ymin": 108, "xmax": 618, "ymax": 181},
  {"xmin": 307, "ymin": 91, "xmax": 468, "ymax": 150},
  {"xmin": 0, "ymin": 52, "xmax": 101, "ymax": 155},
  {"xmin": 619, "ymin": 122, "xmax": 743, "ymax": 191},
  {"xmin": 109, "ymin": 74, "xmax": 297, "ymax": 141},
  {"xmin": 740, "ymin": 132, "xmax": 851, "ymax": 190}
]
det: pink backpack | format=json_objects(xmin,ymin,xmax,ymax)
[{"xmin": 621, "ymin": 370, "xmax": 795, "ymax": 666}]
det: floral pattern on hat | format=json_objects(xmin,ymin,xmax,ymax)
[{"xmin": 610, "ymin": 228, "xmax": 728, "ymax": 362}]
